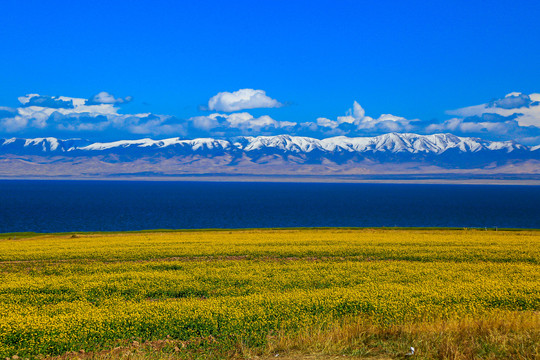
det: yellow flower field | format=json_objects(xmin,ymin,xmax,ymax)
[{"xmin": 0, "ymin": 228, "xmax": 538, "ymax": 359}]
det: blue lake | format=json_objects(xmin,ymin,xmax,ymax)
[{"xmin": 0, "ymin": 180, "xmax": 539, "ymax": 233}]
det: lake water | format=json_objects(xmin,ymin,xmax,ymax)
[{"xmin": 0, "ymin": 180, "xmax": 539, "ymax": 233}]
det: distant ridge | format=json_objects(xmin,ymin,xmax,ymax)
[
  {"xmin": 0, "ymin": 133, "xmax": 532, "ymax": 154},
  {"xmin": 1, "ymin": 133, "xmax": 538, "ymax": 178}
]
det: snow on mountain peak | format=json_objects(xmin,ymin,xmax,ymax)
[
  {"xmin": 0, "ymin": 133, "xmax": 534, "ymax": 156},
  {"xmin": 23, "ymin": 137, "xmax": 61, "ymax": 151}
]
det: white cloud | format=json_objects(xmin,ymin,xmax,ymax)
[
  {"xmin": 189, "ymin": 112, "xmax": 296, "ymax": 134},
  {"xmin": 126, "ymin": 116, "xmax": 185, "ymax": 135},
  {"xmin": 0, "ymin": 115, "xmax": 29, "ymax": 132},
  {"xmin": 0, "ymin": 93, "xmax": 184, "ymax": 136},
  {"xmin": 426, "ymin": 117, "xmax": 516, "ymax": 134},
  {"xmin": 316, "ymin": 117, "xmax": 340, "ymax": 129},
  {"xmin": 86, "ymin": 91, "xmax": 133, "ymax": 105},
  {"xmin": 214, "ymin": 112, "xmax": 295, "ymax": 129},
  {"xmin": 207, "ymin": 89, "xmax": 283, "ymax": 112},
  {"xmin": 427, "ymin": 92, "xmax": 540, "ymax": 145},
  {"xmin": 2, "ymin": 90, "xmax": 540, "ymax": 146},
  {"xmin": 18, "ymin": 94, "xmax": 75, "ymax": 109},
  {"xmin": 447, "ymin": 92, "xmax": 540, "ymax": 128},
  {"xmin": 316, "ymin": 101, "xmax": 416, "ymax": 133},
  {"xmin": 189, "ymin": 115, "xmax": 218, "ymax": 131}
]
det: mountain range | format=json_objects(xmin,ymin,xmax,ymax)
[{"xmin": 1, "ymin": 133, "xmax": 539, "ymax": 179}]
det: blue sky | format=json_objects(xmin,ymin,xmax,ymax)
[{"xmin": 1, "ymin": 0, "xmax": 540, "ymax": 144}]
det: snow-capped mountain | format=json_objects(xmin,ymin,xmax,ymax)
[
  {"xmin": 0, "ymin": 137, "xmax": 91, "ymax": 154},
  {"xmin": 0, "ymin": 133, "xmax": 531, "ymax": 154},
  {"xmin": 1, "ymin": 133, "xmax": 538, "ymax": 178}
]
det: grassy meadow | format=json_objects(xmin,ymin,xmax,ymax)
[{"xmin": 0, "ymin": 228, "xmax": 538, "ymax": 359}]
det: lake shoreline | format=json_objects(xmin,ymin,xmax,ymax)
[{"xmin": 1, "ymin": 175, "xmax": 540, "ymax": 185}]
